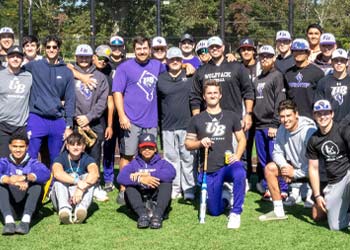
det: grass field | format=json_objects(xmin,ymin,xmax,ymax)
[{"xmin": 1, "ymin": 188, "xmax": 349, "ymax": 250}]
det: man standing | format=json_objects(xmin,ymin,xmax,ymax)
[
  {"xmin": 259, "ymin": 100, "xmax": 316, "ymax": 221},
  {"xmin": 314, "ymin": 33, "xmax": 337, "ymax": 75},
  {"xmin": 284, "ymin": 38, "xmax": 324, "ymax": 118},
  {"xmin": 0, "ymin": 134, "xmax": 50, "ymax": 235},
  {"xmin": 185, "ymin": 80, "xmax": 247, "ymax": 229},
  {"xmin": 307, "ymin": 100, "xmax": 350, "ymax": 230},
  {"xmin": 113, "ymin": 36, "xmax": 165, "ymax": 204},
  {"xmin": 275, "ymin": 30, "xmax": 295, "ymax": 73},
  {"xmin": 237, "ymin": 38, "xmax": 260, "ymax": 82},
  {"xmin": 179, "ymin": 33, "xmax": 201, "ymax": 69},
  {"xmin": 151, "ymin": 36, "xmax": 167, "ymax": 64},
  {"xmin": 0, "ymin": 27, "xmax": 15, "ymax": 66},
  {"xmin": 109, "ymin": 35, "xmax": 126, "ymax": 78},
  {"xmin": 306, "ymin": 23, "xmax": 323, "ymax": 62},
  {"xmin": 157, "ymin": 47, "xmax": 195, "ymax": 200},
  {"xmin": 195, "ymin": 39, "xmax": 211, "ymax": 65},
  {"xmin": 22, "ymin": 35, "xmax": 42, "ymax": 65},
  {"xmin": 0, "ymin": 46, "xmax": 32, "ymax": 157},
  {"xmin": 24, "ymin": 35, "xmax": 75, "ymax": 164}
]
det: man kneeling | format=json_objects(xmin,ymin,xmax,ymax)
[
  {"xmin": 117, "ymin": 133, "xmax": 176, "ymax": 229},
  {"xmin": 51, "ymin": 132, "xmax": 99, "ymax": 224},
  {"xmin": 0, "ymin": 134, "xmax": 50, "ymax": 235}
]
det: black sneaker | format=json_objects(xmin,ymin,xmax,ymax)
[
  {"xmin": 150, "ymin": 214, "xmax": 163, "ymax": 229},
  {"xmin": 137, "ymin": 214, "xmax": 150, "ymax": 229},
  {"xmin": 2, "ymin": 223, "xmax": 16, "ymax": 235},
  {"xmin": 15, "ymin": 222, "xmax": 30, "ymax": 235},
  {"xmin": 116, "ymin": 191, "xmax": 126, "ymax": 205}
]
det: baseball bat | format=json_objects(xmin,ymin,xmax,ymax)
[{"xmin": 199, "ymin": 147, "xmax": 208, "ymax": 224}]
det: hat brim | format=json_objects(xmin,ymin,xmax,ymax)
[
  {"xmin": 7, "ymin": 52, "xmax": 24, "ymax": 57},
  {"xmin": 138, "ymin": 142, "xmax": 157, "ymax": 148}
]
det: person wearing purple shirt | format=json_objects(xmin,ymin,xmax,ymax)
[
  {"xmin": 179, "ymin": 33, "xmax": 202, "ymax": 69},
  {"xmin": 113, "ymin": 36, "xmax": 166, "ymax": 205},
  {"xmin": 0, "ymin": 134, "xmax": 50, "ymax": 235}
]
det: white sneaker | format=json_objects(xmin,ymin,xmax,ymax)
[
  {"xmin": 59, "ymin": 208, "xmax": 73, "ymax": 224},
  {"xmin": 222, "ymin": 188, "xmax": 233, "ymax": 209},
  {"xmin": 74, "ymin": 207, "xmax": 87, "ymax": 224},
  {"xmin": 171, "ymin": 192, "xmax": 182, "ymax": 200},
  {"xmin": 94, "ymin": 186, "xmax": 109, "ymax": 202},
  {"xmin": 227, "ymin": 213, "xmax": 241, "ymax": 229}
]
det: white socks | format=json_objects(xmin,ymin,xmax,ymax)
[
  {"xmin": 5, "ymin": 215, "xmax": 15, "ymax": 224},
  {"xmin": 21, "ymin": 214, "xmax": 31, "ymax": 223},
  {"xmin": 273, "ymin": 200, "xmax": 285, "ymax": 217}
]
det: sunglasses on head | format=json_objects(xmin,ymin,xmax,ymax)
[
  {"xmin": 46, "ymin": 45, "xmax": 58, "ymax": 50},
  {"xmin": 197, "ymin": 48, "xmax": 208, "ymax": 55},
  {"xmin": 97, "ymin": 56, "xmax": 108, "ymax": 62}
]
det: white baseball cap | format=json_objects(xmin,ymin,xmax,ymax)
[
  {"xmin": 320, "ymin": 33, "xmax": 336, "ymax": 45},
  {"xmin": 207, "ymin": 36, "xmax": 223, "ymax": 47},
  {"xmin": 166, "ymin": 47, "xmax": 183, "ymax": 59},
  {"xmin": 152, "ymin": 36, "xmax": 167, "ymax": 47},
  {"xmin": 0, "ymin": 27, "xmax": 14, "ymax": 35},
  {"xmin": 195, "ymin": 39, "xmax": 208, "ymax": 52},
  {"xmin": 258, "ymin": 45, "xmax": 275, "ymax": 55},
  {"xmin": 75, "ymin": 44, "xmax": 93, "ymax": 56},
  {"xmin": 276, "ymin": 30, "xmax": 291, "ymax": 41},
  {"xmin": 332, "ymin": 48, "xmax": 347, "ymax": 60},
  {"xmin": 313, "ymin": 99, "xmax": 332, "ymax": 112}
]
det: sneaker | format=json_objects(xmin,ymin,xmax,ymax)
[
  {"xmin": 262, "ymin": 190, "xmax": 272, "ymax": 201},
  {"xmin": 150, "ymin": 214, "xmax": 163, "ymax": 229},
  {"xmin": 2, "ymin": 223, "xmax": 15, "ymax": 235},
  {"xmin": 94, "ymin": 186, "xmax": 109, "ymax": 202},
  {"xmin": 74, "ymin": 207, "xmax": 87, "ymax": 224},
  {"xmin": 104, "ymin": 182, "xmax": 115, "ymax": 193},
  {"xmin": 281, "ymin": 192, "xmax": 288, "ymax": 201},
  {"xmin": 59, "ymin": 208, "xmax": 73, "ymax": 224},
  {"xmin": 304, "ymin": 198, "xmax": 314, "ymax": 208},
  {"xmin": 222, "ymin": 188, "xmax": 233, "ymax": 209},
  {"xmin": 171, "ymin": 192, "xmax": 182, "ymax": 200},
  {"xmin": 259, "ymin": 211, "xmax": 288, "ymax": 221},
  {"xmin": 256, "ymin": 181, "xmax": 265, "ymax": 194},
  {"xmin": 283, "ymin": 196, "xmax": 297, "ymax": 206},
  {"xmin": 15, "ymin": 221, "xmax": 30, "ymax": 235},
  {"xmin": 137, "ymin": 214, "xmax": 150, "ymax": 229},
  {"xmin": 227, "ymin": 213, "xmax": 241, "ymax": 229},
  {"xmin": 116, "ymin": 190, "xmax": 125, "ymax": 205}
]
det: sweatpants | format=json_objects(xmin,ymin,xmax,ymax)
[
  {"xmin": 125, "ymin": 182, "xmax": 172, "ymax": 217},
  {"xmin": 0, "ymin": 184, "xmax": 42, "ymax": 220},
  {"xmin": 198, "ymin": 161, "xmax": 246, "ymax": 216},
  {"xmin": 255, "ymin": 128, "xmax": 288, "ymax": 192}
]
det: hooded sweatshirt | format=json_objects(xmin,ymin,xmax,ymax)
[
  {"xmin": 272, "ymin": 116, "xmax": 317, "ymax": 179},
  {"xmin": 24, "ymin": 58, "xmax": 75, "ymax": 127},
  {"xmin": 0, "ymin": 154, "xmax": 50, "ymax": 184},
  {"xmin": 117, "ymin": 153, "xmax": 176, "ymax": 188},
  {"xmin": 73, "ymin": 64, "xmax": 109, "ymax": 127}
]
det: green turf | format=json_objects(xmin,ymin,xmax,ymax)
[{"xmin": 1, "ymin": 190, "xmax": 348, "ymax": 250}]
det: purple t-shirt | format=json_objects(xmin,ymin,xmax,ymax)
[
  {"xmin": 183, "ymin": 56, "xmax": 202, "ymax": 69},
  {"xmin": 112, "ymin": 58, "xmax": 165, "ymax": 128}
]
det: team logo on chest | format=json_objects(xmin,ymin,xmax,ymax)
[
  {"xmin": 321, "ymin": 140, "xmax": 340, "ymax": 160},
  {"xmin": 331, "ymin": 84, "xmax": 347, "ymax": 105},
  {"xmin": 205, "ymin": 118, "xmax": 226, "ymax": 137},
  {"xmin": 9, "ymin": 77, "xmax": 26, "ymax": 94},
  {"xmin": 256, "ymin": 82, "xmax": 265, "ymax": 99},
  {"xmin": 137, "ymin": 70, "xmax": 158, "ymax": 101}
]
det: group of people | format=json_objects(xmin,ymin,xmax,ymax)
[{"xmin": 0, "ymin": 21, "xmax": 350, "ymax": 235}]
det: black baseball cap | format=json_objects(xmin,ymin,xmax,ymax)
[
  {"xmin": 138, "ymin": 133, "xmax": 157, "ymax": 148},
  {"xmin": 180, "ymin": 33, "xmax": 194, "ymax": 43},
  {"xmin": 7, "ymin": 45, "xmax": 24, "ymax": 57}
]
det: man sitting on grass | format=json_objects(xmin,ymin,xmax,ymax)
[
  {"xmin": 0, "ymin": 134, "xmax": 50, "ymax": 235},
  {"xmin": 51, "ymin": 132, "xmax": 99, "ymax": 224},
  {"xmin": 259, "ymin": 100, "xmax": 316, "ymax": 221},
  {"xmin": 117, "ymin": 133, "xmax": 175, "ymax": 229}
]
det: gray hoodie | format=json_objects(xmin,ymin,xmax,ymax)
[{"xmin": 272, "ymin": 116, "xmax": 317, "ymax": 179}]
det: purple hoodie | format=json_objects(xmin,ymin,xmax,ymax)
[
  {"xmin": 0, "ymin": 155, "xmax": 51, "ymax": 184},
  {"xmin": 117, "ymin": 153, "xmax": 175, "ymax": 187}
]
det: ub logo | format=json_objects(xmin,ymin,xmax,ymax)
[
  {"xmin": 9, "ymin": 77, "xmax": 26, "ymax": 94},
  {"xmin": 331, "ymin": 85, "xmax": 347, "ymax": 105},
  {"xmin": 137, "ymin": 70, "xmax": 158, "ymax": 101},
  {"xmin": 205, "ymin": 120, "xmax": 226, "ymax": 137}
]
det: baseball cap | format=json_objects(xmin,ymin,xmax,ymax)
[
  {"xmin": 291, "ymin": 38, "xmax": 310, "ymax": 51},
  {"xmin": 207, "ymin": 36, "xmax": 223, "ymax": 47},
  {"xmin": 166, "ymin": 47, "xmax": 183, "ymax": 59},
  {"xmin": 258, "ymin": 45, "xmax": 275, "ymax": 55},
  {"xmin": 7, "ymin": 45, "xmax": 24, "ymax": 57},
  {"xmin": 320, "ymin": 33, "xmax": 336, "ymax": 45},
  {"xmin": 313, "ymin": 100, "xmax": 332, "ymax": 112},
  {"xmin": 95, "ymin": 45, "xmax": 112, "ymax": 58},
  {"xmin": 195, "ymin": 39, "xmax": 208, "ymax": 51},
  {"xmin": 0, "ymin": 27, "xmax": 14, "ymax": 35},
  {"xmin": 138, "ymin": 133, "xmax": 157, "ymax": 148},
  {"xmin": 180, "ymin": 33, "xmax": 194, "ymax": 43},
  {"xmin": 110, "ymin": 36, "xmax": 124, "ymax": 46},
  {"xmin": 75, "ymin": 44, "xmax": 93, "ymax": 56},
  {"xmin": 239, "ymin": 38, "xmax": 255, "ymax": 49},
  {"xmin": 276, "ymin": 30, "xmax": 291, "ymax": 41},
  {"xmin": 332, "ymin": 48, "xmax": 347, "ymax": 60},
  {"xmin": 152, "ymin": 36, "xmax": 167, "ymax": 47}
]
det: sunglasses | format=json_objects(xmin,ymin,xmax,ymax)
[
  {"xmin": 97, "ymin": 56, "xmax": 108, "ymax": 62},
  {"xmin": 46, "ymin": 45, "xmax": 58, "ymax": 50},
  {"xmin": 197, "ymin": 48, "xmax": 208, "ymax": 55},
  {"xmin": 332, "ymin": 58, "xmax": 347, "ymax": 64},
  {"xmin": 153, "ymin": 47, "xmax": 166, "ymax": 52}
]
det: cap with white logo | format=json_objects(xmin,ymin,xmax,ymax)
[
  {"xmin": 276, "ymin": 30, "xmax": 291, "ymax": 41},
  {"xmin": 320, "ymin": 33, "xmax": 336, "ymax": 45},
  {"xmin": 313, "ymin": 99, "xmax": 332, "ymax": 112},
  {"xmin": 152, "ymin": 36, "xmax": 167, "ymax": 47},
  {"xmin": 291, "ymin": 38, "xmax": 310, "ymax": 51},
  {"xmin": 258, "ymin": 45, "xmax": 275, "ymax": 55},
  {"xmin": 75, "ymin": 44, "xmax": 93, "ymax": 56}
]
